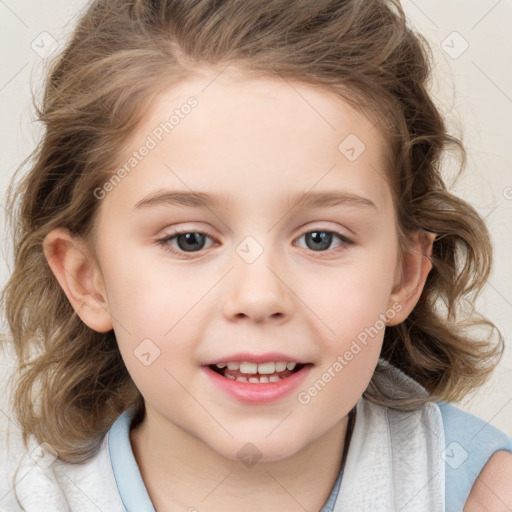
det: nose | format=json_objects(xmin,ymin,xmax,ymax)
[{"xmin": 222, "ymin": 250, "xmax": 294, "ymax": 324}]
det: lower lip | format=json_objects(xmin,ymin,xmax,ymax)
[{"xmin": 203, "ymin": 364, "xmax": 312, "ymax": 404}]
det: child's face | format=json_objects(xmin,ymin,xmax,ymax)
[{"xmin": 87, "ymin": 68, "xmax": 409, "ymax": 460}]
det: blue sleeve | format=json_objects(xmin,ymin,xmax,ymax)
[{"xmin": 438, "ymin": 400, "xmax": 512, "ymax": 512}]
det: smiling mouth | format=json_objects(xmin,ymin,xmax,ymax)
[{"xmin": 208, "ymin": 362, "xmax": 308, "ymax": 384}]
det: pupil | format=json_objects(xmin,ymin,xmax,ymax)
[
  {"xmin": 177, "ymin": 233, "xmax": 205, "ymax": 252},
  {"xmin": 307, "ymin": 231, "xmax": 331, "ymax": 251}
]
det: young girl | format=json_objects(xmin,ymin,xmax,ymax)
[{"xmin": 1, "ymin": 0, "xmax": 511, "ymax": 510}]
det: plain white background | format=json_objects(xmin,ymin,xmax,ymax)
[{"xmin": 0, "ymin": 0, "xmax": 511, "ymax": 436}]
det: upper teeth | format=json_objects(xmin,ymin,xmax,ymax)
[{"xmin": 216, "ymin": 361, "xmax": 297, "ymax": 374}]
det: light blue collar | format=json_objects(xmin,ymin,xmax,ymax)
[
  {"xmin": 108, "ymin": 407, "xmax": 156, "ymax": 512},
  {"xmin": 108, "ymin": 407, "xmax": 344, "ymax": 511}
]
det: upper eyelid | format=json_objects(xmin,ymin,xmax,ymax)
[
  {"xmin": 158, "ymin": 225, "xmax": 352, "ymax": 239},
  {"xmin": 157, "ymin": 227, "xmax": 353, "ymax": 248}
]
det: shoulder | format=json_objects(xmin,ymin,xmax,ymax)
[
  {"xmin": 5, "ymin": 432, "xmax": 124, "ymax": 512},
  {"xmin": 437, "ymin": 401, "xmax": 512, "ymax": 511},
  {"xmin": 465, "ymin": 450, "xmax": 512, "ymax": 511}
]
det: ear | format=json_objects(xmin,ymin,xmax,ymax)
[
  {"xmin": 43, "ymin": 228, "xmax": 113, "ymax": 333},
  {"xmin": 386, "ymin": 230, "xmax": 436, "ymax": 326}
]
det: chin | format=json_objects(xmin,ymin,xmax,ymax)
[{"xmin": 209, "ymin": 436, "xmax": 306, "ymax": 465}]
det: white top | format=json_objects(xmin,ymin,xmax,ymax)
[
  {"xmin": 2, "ymin": 358, "xmax": 511, "ymax": 511},
  {"xmin": 0, "ymin": 399, "xmax": 443, "ymax": 511}
]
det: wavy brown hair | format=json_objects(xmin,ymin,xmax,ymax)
[{"xmin": 1, "ymin": 0, "xmax": 503, "ymax": 464}]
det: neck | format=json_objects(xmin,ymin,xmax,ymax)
[{"xmin": 130, "ymin": 408, "xmax": 352, "ymax": 512}]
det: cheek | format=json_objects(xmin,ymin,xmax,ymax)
[
  {"xmin": 301, "ymin": 288, "xmax": 387, "ymax": 415},
  {"xmin": 302, "ymin": 249, "xmax": 397, "ymax": 396},
  {"xmin": 101, "ymin": 250, "xmax": 187, "ymax": 331},
  {"xmin": 306, "ymin": 256, "xmax": 397, "ymax": 338},
  {"xmin": 100, "ymin": 250, "xmax": 207, "ymax": 368}
]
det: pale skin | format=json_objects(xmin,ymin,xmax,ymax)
[{"xmin": 43, "ymin": 68, "xmax": 512, "ymax": 511}]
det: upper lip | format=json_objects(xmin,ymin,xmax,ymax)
[{"xmin": 202, "ymin": 352, "xmax": 311, "ymax": 366}]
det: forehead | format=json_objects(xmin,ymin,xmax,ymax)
[{"xmin": 102, "ymin": 68, "xmax": 393, "ymax": 216}]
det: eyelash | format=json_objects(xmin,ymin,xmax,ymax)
[{"xmin": 155, "ymin": 228, "xmax": 353, "ymax": 259}]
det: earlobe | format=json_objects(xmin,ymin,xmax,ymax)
[
  {"xmin": 386, "ymin": 230, "xmax": 436, "ymax": 326},
  {"xmin": 43, "ymin": 228, "xmax": 113, "ymax": 333}
]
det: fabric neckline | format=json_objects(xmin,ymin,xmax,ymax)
[
  {"xmin": 108, "ymin": 406, "xmax": 355, "ymax": 512},
  {"xmin": 108, "ymin": 406, "xmax": 156, "ymax": 512},
  {"xmin": 320, "ymin": 405, "xmax": 356, "ymax": 511}
]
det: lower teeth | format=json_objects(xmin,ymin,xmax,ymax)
[
  {"xmin": 210, "ymin": 364, "xmax": 304, "ymax": 383},
  {"xmin": 225, "ymin": 373, "xmax": 285, "ymax": 384}
]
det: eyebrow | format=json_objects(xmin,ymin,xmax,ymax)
[
  {"xmin": 287, "ymin": 190, "xmax": 377, "ymax": 211},
  {"xmin": 134, "ymin": 189, "xmax": 377, "ymax": 211}
]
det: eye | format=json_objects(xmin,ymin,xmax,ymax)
[
  {"xmin": 156, "ymin": 229, "xmax": 217, "ymax": 257},
  {"xmin": 295, "ymin": 229, "xmax": 352, "ymax": 254},
  {"xmin": 156, "ymin": 228, "xmax": 353, "ymax": 259}
]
